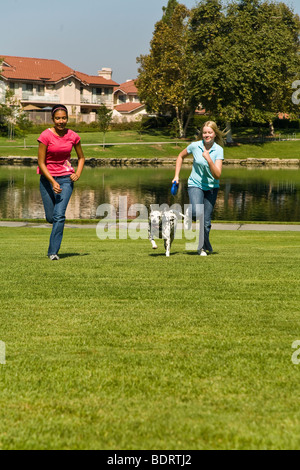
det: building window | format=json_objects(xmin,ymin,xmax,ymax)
[
  {"xmin": 37, "ymin": 85, "xmax": 45, "ymax": 95},
  {"xmin": 93, "ymin": 87, "xmax": 102, "ymax": 95},
  {"xmin": 22, "ymin": 83, "xmax": 33, "ymax": 92}
]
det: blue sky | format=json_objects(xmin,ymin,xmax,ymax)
[{"xmin": 1, "ymin": 0, "xmax": 300, "ymax": 85}]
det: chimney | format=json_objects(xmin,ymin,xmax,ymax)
[{"xmin": 98, "ymin": 68, "xmax": 112, "ymax": 80}]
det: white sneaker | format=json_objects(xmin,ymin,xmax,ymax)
[
  {"xmin": 49, "ymin": 254, "xmax": 60, "ymax": 260},
  {"xmin": 199, "ymin": 249, "xmax": 207, "ymax": 256},
  {"xmin": 151, "ymin": 240, "xmax": 158, "ymax": 249}
]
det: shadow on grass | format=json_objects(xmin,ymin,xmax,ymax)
[
  {"xmin": 149, "ymin": 251, "xmax": 180, "ymax": 257},
  {"xmin": 186, "ymin": 251, "xmax": 219, "ymax": 256},
  {"xmin": 59, "ymin": 253, "xmax": 90, "ymax": 259}
]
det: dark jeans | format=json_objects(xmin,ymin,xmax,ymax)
[
  {"xmin": 40, "ymin": 175, "xmax": 74, "ymax": 255},
  {"xmin": 188, "ymin": 186, "xmax": 219, "ymax": 252}
]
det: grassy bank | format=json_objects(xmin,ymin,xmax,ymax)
[
  {"xmin": 0, "ymin": 228, "xmax": 300, "ymax": 449},
  {"xmin": 0, "ymin": 131, "xmax": 300, "ymax": 159}
]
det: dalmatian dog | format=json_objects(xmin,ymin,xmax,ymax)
[{"xmin": 148, "ymin": 205, "xmax": 178, "ymax": 257}]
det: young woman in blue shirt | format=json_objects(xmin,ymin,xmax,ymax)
[{"xmin": 173, "ymin": 121, "xmax": 226, "ymax": 256}]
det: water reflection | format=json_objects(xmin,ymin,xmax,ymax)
[
  {"xmin": 216, "ymin": 171, "xmax": 300, "ymax": 221},
  {"xmin": 0, "ymin": 165, "xmax": 299, "ymax": 222}
]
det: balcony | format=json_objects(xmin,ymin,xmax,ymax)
[
  {"xmin": 22, "ymin": 92, "xmax": 60, "ymax": 103},
  {"xmin": 80, "ymin": 95, "xmax": 113, "ymax": 106}
]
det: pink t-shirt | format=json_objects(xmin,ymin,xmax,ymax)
[{"xmin": 37, "ymin": 128, "xmax": 81, "ymax": 176}]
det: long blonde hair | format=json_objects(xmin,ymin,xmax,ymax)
[{"xmin": 199, "ymin": 121, "xmax": 228, "ymax": 148}]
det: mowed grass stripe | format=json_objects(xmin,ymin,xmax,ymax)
[{"xmin": 0, "ymin": 228, "xmax": 300, "ymax": 449}]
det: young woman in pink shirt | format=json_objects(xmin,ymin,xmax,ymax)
[{"xmin": 37, "ymin": 104, "xmax": 85, "ymax": 260}]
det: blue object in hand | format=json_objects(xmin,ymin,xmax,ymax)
[{"xmin": 171, "ymin": 181, "xmax": 179, "ymax": 196}]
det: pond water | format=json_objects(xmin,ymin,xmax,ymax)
[{"xmin": 0, "ymin": 165, "xmax": 299, "ymax": 222}]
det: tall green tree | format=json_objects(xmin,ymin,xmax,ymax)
[
  {"xmin": 16, "ymin": 112, "xmax": 33, "ymax": 148},
  {"xmin": 162, "ymin": 0, "xmax": 179, "ymax": 22},
  {"xmin": 1, "ymin": 60, "xmax": 26, "ymax": 139},
  {"xmin": 0, "ymin": 59, "xmax": 7, "ymax": 111},
  {"xmin": 137, "ymin": 1, "xmax": 194, "ymax": 138},
  {"xmin": 188, "ymin": 0, "xmax": 300, "ymax": 138},
  {"xmin": 0, "ymin": 89, "xmax": 21, "ymax": 140},
  {"xmin": 97, "ymin": 104, "xmax": 113, "ymax": 150}
]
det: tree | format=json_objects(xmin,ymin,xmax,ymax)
[
  {"xmin": 0, "ymin": 89, "xmax": 21, "ymax": 140},
  {"xmin": 0, "ymin": 59, "xmax": 9, "ymax": 132},
  {"xmin": 187, "ymin": 0, "xmax": 300, "ymax": 139},
  {"xmin": 134, "ymin": 114, "xmax": 145, "ymax": 140},
  {"xmin": 0, "ymin": 59, "xmax": 5, "ymax": 106},
  {"xmin": 97, "ymin": 104, "xmax": 113, "ymax": 150},
  {"xmin": 137, "ymin": 1, "xmax": 195, "ymax": 138},
  {"xmin": 0, "ymin": 62, "xmax": 25, "ymax": 140},
  {"xmin": 16, "ymin": 112, "xmax": 33, "ymax": 148},
  {"xmin": 162, "ymin": 0, "xmax": 179, "ymax": 22}
]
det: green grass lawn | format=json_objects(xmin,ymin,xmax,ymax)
[
  {"xmin": 0, "ymin": 131, "xmax": 300, "ymax": 159},
  {"xmin": 0, "ymin": 227, "xmax": 300, "ymax": 449},
  {"xmin": 225, "ymin": 140, "xmax": 300, "ymax": 159}
]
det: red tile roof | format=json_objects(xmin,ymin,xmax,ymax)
[
  {"xmin": 0, "ymin": 55, "xmax": 118, "ymax": 86},
  {"xmin": 1, "ymin": 55, "xmax": 73, "ymax": 82},
  {"xmin": 114, "ymin": 79, "xmax": 138, "ymax": 95},
  {"xmin": 278, "ymin": 112, "xmax": 289, "ymax": 119},
  {"xmin": 114, "ymin": 102, "xmax": 145, "ymax": 113},
  {"xmin": 75, "ymin": 71, "xmax": 118, "ymax": 87}
]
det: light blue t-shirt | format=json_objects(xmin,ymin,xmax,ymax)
[{"xmin": 187, "ymin": 140, "xmax": 224, "ymax": 190}]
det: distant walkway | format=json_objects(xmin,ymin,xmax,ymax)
[
  {"xmin": 1, "ymin": 221, "xmax": 300, "ymax": 231},
  {"xmin": 212, "ymin": 223, "xmax": 300, "ymax": 231}
]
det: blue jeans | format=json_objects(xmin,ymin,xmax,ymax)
[
  {"xmin": 40, "ymin": 175, "xmax": 74, "ymax": 256},
  {"xmin": 188, "ymin": 186, "xmax": 219, "ymax": 252}
]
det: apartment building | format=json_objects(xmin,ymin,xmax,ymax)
[
  {"xmin": 0, "ymin": 55, "xmax": 119, "ymax": 123},
  {"xmin": 113, "ymin": 79, "xmax": 146, "ymax": 122}
]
